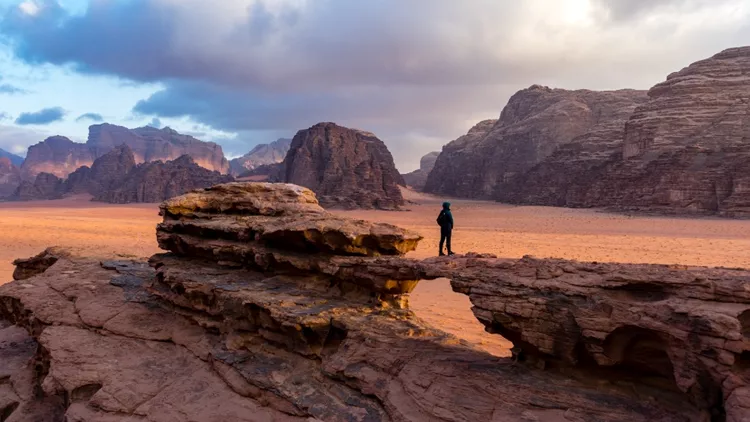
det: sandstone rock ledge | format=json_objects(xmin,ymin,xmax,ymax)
[
  {"xmin": 0, "ymin": 182, "xmax": 739, "ymax": 421},
  {"xmin": 450, "ymin": 256, "xmax": 750, "ymax": 421}
]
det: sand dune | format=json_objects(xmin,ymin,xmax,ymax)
[{"xmin": 2, "ymin": 193, "xmax": 750, "ymax": 356}]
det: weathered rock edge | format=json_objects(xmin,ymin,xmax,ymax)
[{"xmin": 450, "ymin": 255, "xmax": 750, "ymax": 421}]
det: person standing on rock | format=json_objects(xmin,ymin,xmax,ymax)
[{"xmin": 437, "ymin": 202, "xmax": 455, "ymax": 256}]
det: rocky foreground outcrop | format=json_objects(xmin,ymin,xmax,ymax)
[
  {"xmin": 401, "ymin": 151, "xmax": 439, "ymax": 191},
  {"xmin": 20, "ymin": 124, "xmax": 229, "ymax": 180},
  {"xmin": 1, "ymin": 182, "xmax": 747, "ymax": 421},
  {"xmin": 279, "ymin": 122, "xmax": 405, "ymax": 210}
]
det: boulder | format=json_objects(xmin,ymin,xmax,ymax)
[{"xmin": 281, "ymin": 122, "xmax": 405, "ymax": 210}]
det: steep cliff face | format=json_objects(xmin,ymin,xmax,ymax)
[
  {"xmin": 229, "ymin": 138, "xmax": 292, "ymax": 176},
  {"xmin": 0, "ymin": 157, "xmax": 21, "ymax": 197},
  {"xmin": 425, "ymin": 87, "xmax": 649, "ymax": 199},
  {"xmin": 401, "ymin": 151, "xmax": 440, "ymax": 191},
  {"xmin": 578, "ymin": 47, "xmax": 750, "ymax": 215},
  {"xmin": 281, "ymin": 122, "xmax": 405, "ymax": 209},
  {"xmin": 20, "ymin": 136, "xmax": 92, "ymax": 180},
  {"xmin": 19, "ymin": 124, "xmax": 229, "ymax": 180},
  {"xmin": 65, "ymin": 144, "xmax": 137, "ymax": 196},
  {"xmin": 94, "ymin": 155, "xmax": 233, "ymax": 204}
]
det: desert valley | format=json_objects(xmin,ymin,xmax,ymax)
[{"xmin": 1, "ymin": 4, "xmax": 750, "ymax": 420}]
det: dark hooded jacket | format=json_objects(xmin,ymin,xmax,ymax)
[{"xmin": 438, "ymin": 202, "xmax": 453, "ymax": 231}]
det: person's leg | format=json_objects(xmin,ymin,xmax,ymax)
[
  {"xmin": 439, "ymin": 231, "xmax": 446, "ymax": 255},
  {"xmin": 447, "ymin": 230, "xmax": 453, "ymax": 254}
]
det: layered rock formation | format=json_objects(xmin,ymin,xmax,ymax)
[
  {"xmin": 425, "ymin": 87, "xmax": 648, "ymax": 199},
  {"xmin": 20, "ymin": 124, "xmax": 229, "ymax": 180},
  {"xmin": 280, "ymin": 122, "xmax": 405, "ymax": 209},
  {"xmin": 450, "ymin": 256, "xmax": 750, "ymax": 420},
  {"xmin": 2, "ymin": 181, "xmax": 743, "ymax": 421},
  {"xmin": 0, "ymin": 157, "xmax": 21, "ymax": 197},
  {"xmin": 401, "ymin": 151, "xmax": 439, "ymax": 191},
  {"xmin": 12, "ymin": 146, "xmax": 232, "ymax": 203},
  {"xmin": 428, "ymin": 47, "xmax": 750, "ymax": 216},
  {"xmin": 578, "ymin": 47, "xmax": 750, "ymax": 215},
  {"xmin": 19, "ymin": 136, "xmax": 92, "ymax": 181},
  {"xmin": 94, "ymin": 155, "xmax": 233, "ymax": 204},
  {"xmin": 229, "ymin": 138, "xmax": 292, "ymax": 176}
]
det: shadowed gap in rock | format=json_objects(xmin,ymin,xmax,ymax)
[{"xmin": 0, "ymin": 402, "xmax": 18, "ymax": 422}]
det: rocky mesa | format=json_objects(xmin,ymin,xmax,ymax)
[
  {"xmin": 278, "ymin": 122, "xmax": 405, "ymax": 210},
  {"xmin": 20, "ymin": 124, "xmax": 229, "ymax": 180},
  {"xmin": 1, "ymin": 182, "xmax": 747, "ymax": 421}
]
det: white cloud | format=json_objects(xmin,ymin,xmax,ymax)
[{"xmin": 18, "ymin": 1, "xmax": 40, "ymax": 16}]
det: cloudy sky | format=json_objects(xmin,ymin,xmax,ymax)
[{"xmin": 0, "ymin": 0, "xmax": 748, "ymax": 171}]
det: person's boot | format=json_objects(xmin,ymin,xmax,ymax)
[
  {"xmin": 448, "ymin": 251, "xmax": 455, "ymax": 256},
  {"xmin": 439, "ymin": 251, "xmax": 446, "ymax": 256}
]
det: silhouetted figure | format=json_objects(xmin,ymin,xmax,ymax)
[{"xmin": 437, "ymin": 201, "xmax": 454, "ymax": 256}]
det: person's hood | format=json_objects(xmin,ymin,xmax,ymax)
[{"xmin": 442, "ymin": 202, "xmax": 451, "ymax": 210}]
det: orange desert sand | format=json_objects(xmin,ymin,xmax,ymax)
[{"xmin": 2, "ymin": 189, "xmax": 750, "ymax": 357}]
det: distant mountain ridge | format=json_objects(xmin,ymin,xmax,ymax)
[
  {"xmin": 229, "ymin": 138, "xmax": 292, "ymax": 176},
  {"xmin": 13, "ymin": 144, "xmax": 233, "ymax": 203},
  {"xmin": 0, "ymin": 148, "xmax": 24, "ymax": 167},
  {"xmin": 20, "ymin": 123, "xmax": 229, "ymax": 180}
]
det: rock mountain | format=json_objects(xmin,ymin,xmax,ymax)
[
  {"xmin": 229, "ymin": 138, "xmax": 291, "ymax": 176},
  {"xmin": 401, "ymin": 151, "xmax": 439, "ymax": 191},
  {"xmin": 20, "ymin": 124, "xmax": 229, "ymax": 180},
  {"xmin": 0, "ymin": 157, "xmax": 21, "ymax": 197},
  {"xmin": 275, "ymin": 122, "xmax": 405, "ymax": 210},
  {"xmin": 427, "ymin": 46, "xmax": 750, "ymax": 216},
  {"xmin": 13, "ymin": 145, "xmax": 232, "ymax": 203},
  {"xmin": 1, "ymin": 182, "xmax": 747, "ymax": 420},
  {"xmin": 425, "ymin": 87, "xmax": 649, "ymax": 198}
]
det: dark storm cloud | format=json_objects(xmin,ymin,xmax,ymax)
[
  {"xmin": 75, "ymin": 112, "xmax": 104, "ymax": 122},
  {"xmin": 15, "ymin": 107, "xmax": 65, "ymax": 125},
  {"xmin": 2, "ymin": 0, "xmax": 749, "ymax": 169}
]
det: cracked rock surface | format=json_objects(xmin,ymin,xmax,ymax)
[{"xmin": 0, "ymin": 182, "xmax": 742, "ymax": 421}]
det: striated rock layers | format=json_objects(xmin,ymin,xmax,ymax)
[
  {"xmin": 20, "ymin": 123, "xmax": 229, "ymax": 180},
  {"xmin": 451, "ymin": 256, "xmax": 750, "ymax": 421},
  {"xmin": 280, "ymin": 122, "xmax": 405, "ymax": 210},
  {"xmin": 0, "ymin": 157, "xmax": 21, "ymax": 197},
  {"xmin": 230, "ymin": 138, "xmax": 292, "ymax": 176},
  {"xmin": 12, "ymin": 145, "xmax": 232, "ymax": 203},
  {"xmin": 401, "ymin": 151, "xmax": 439, "ymax": 191},
  {"xmin": 427, "ymin": 47, "xmax": 750, "ymax": 216},
  {"xmin": 1, "ymin": 181, "xmax": 744, "ymax": 421},
  {"xmin": 424, "ymin": 88, "xmax": 649, "ymax": 199},
  {"xmin": 578, "ymin": 47, "xmax": 750, "ymax": 216}
]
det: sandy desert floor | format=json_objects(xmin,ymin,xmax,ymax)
[{"xmin": 2, "ymin": 190, "xmax": 750, "ymax": 356}]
